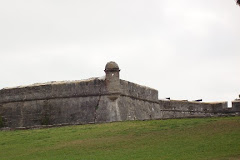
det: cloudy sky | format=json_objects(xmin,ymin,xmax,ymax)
[{"xmin": 0, "ymin": 0, "xmax": 239, "ymax": 104}]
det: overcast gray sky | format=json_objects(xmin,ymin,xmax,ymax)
[{"xmin": 0, "ymin": 0, "xmax": 239, "ymax": 104}]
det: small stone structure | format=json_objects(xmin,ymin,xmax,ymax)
[{"xmin": 0, "ymin": 61, "xmax": 239, "ymax": 129}]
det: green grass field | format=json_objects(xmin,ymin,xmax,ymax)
[{"xmin": 0, "ymin": 117, "xmax": 240, "ymax": 160}]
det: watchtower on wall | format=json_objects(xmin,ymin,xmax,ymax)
[{"xmin": 104, "ymin": 61, "xmax": 121, "ymax": 100}]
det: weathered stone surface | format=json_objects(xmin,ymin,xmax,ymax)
[
  {"xmin": 105, "ymin": 61, "xmax": 121, "ymax": 96},
  {"xmin": 0, "ymin": 78, "xmax": 107, "ymax": 104},
  {"xmin": 120, "ymin": 80, "xmax": 158, "ymax": 101},
  {"xmin": 0, "ymin": 96, "xmax": 100, "ymax": 128},
  {"xmin": 118, "ymin": 96, "xmax": 160, "ymax": 121},
  {"xmin": 0, "ymin": 61, "xmax": 239, "ymax": 129},
  {"xmin": 232, "ymin": 100, "xmax": 240, "ymax": 112}
]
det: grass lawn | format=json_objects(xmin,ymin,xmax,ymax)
[{"xmin": 0, "ymin": 116, "xmax": 240, "ymax": 160}]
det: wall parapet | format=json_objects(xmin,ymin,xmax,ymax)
[
  {"xmin": 0, "ymin": 78, "xmax": 107, "ymax": 104},
  {"xmin": 120, "ymin": 80, "xmax": 158, "ymax": 102}
]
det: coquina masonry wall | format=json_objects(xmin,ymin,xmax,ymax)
[{"xmin": 0, "ymin": 62, "xmax": 239, "ymax": 129}]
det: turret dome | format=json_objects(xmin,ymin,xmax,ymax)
[{"xmin": 104, "ymin": 61, "xmax": 120, "ymax": 72}]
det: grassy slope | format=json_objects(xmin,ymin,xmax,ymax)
[{"xmin": 0, "ymin": 117, "xmax": 240, "ymax": 160}]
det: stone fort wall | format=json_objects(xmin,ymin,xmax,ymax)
[{"xmin": 0, "ymin": 61, "xmax": 239, "ymax": 129}]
